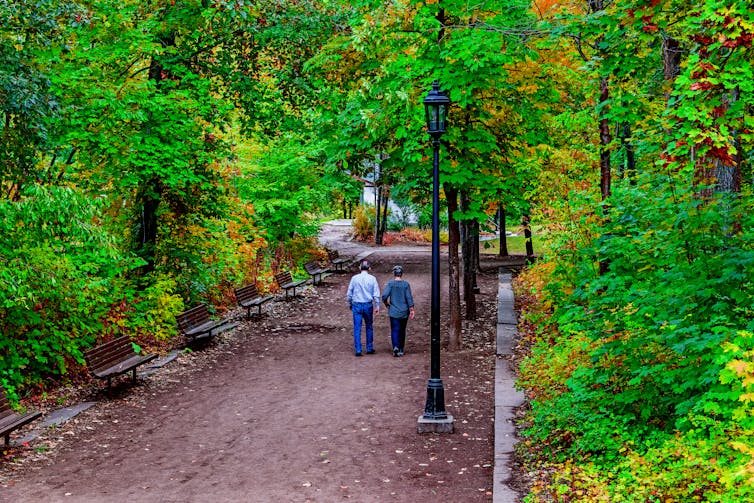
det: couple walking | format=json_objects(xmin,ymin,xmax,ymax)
[{"xmin": 346, "ymin": 260, "xmax": 415, "ymax": 357}]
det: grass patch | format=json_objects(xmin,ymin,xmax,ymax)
[{"xmin": 480, "ymin": 235, "xmax": 530, "ymax": 255}]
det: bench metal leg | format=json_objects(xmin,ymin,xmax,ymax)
[
  {"xmin": 4, "ymin": 433, "xmax": 9, "ymax": 448},
  {"xmin": 131, "ymin": 368, "xmax": 137, "ymax": 383}
]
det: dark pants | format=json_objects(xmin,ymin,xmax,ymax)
[
  {"xmin": 352, "ymin": 302, "xmax": 374, "ymax": 354},
  {"xmin": 390, "ymin": 317, "xmax": 408, "ymax": 352}
]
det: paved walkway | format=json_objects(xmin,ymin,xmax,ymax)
[{"xmin": 494, "ymin": 272, "xmax": 524, "ymax": 502}]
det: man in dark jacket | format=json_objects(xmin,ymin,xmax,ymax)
[{"xmin": 381, "ymin": 265, "xmax": 415, "ymax": 357}]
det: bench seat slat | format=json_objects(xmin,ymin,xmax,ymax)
[
  {"xmin": 279, "ymin": 279, "xmax": 306, "ymax": 289},
  {"xmin": 182, "ymin": 319, "xmax": 228, "ymax": 336},
  {"xmin": 0, "ymin": 410, "xmax": 42, "ymax": 434},
  {"xmin": 0, "ymin": 389, "xmax": 42, "ymax": 446},
  {"xmin": 176, "ymin": 304, "xmax": 238, "ymax": 341},
  {"xmin": 91, "ymin": 353, "xmax": 158, "ymax": 378},
  {"xmin": 239, "ymin": 296, "xmax": 273, "ymax": 307}
]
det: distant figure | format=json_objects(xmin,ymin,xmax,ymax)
[
  {"xmin": 381, "ymin": 265, "xmax": 415, "ymax": 357},
  {"xmin": 347, "ymin": 260, "xmax": 381, "ymax": 356}
]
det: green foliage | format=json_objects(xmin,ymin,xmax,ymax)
[
  {"xmin": 0, "ymin": 186, "xmax": 138, "ymax": 393},
  {"xmin": 235, "ymin": 133, "xmax": 328, "ymax": 244},
  {"xmin": 519, "ymin": 172, "xmax": 754, "ymax": 499},
  {"xmin": 417, "ymin": 200, "xmax": 448, "ymax": 230},
  {"xmin": 0, "ymin": 1, "xmax": 81, "ymax": 196},
  {"xmin": 103, "ymin": 274, "xmax": 184, "ymax": 343}
]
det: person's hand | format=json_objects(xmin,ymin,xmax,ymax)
[
  {"xmin": 348, "ymin": 303, "xmax": 352, "ymax": 311},
  {"xmin": 409, "ymin": 309, "xmax": 415, "ymax": 320},
  {"xmin": 374, "ymin": 307, "xmax": 380, "ymax": 316}
]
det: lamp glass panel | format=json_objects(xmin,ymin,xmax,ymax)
[
  {"xmin": 425, "ymin": 104, "xmax": 439, "ymax": 131},
  {"xmin": 437, "ymin": 104, "xmax": 447, "ymax": 132}
]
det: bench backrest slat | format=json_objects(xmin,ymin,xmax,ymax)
[
  {"xmin": 235, "ymin": 284, "xmax": 260, "ymax": 303},
  {"xmin": 275, "ymin": 271, "xmax": 293, "ymax": 285},
  {"xmin": 84, "ymin": 336, "xmax": 135, "ymax": 370},
  {"xmin": 0, "ymin": 390, "xmax": 13, "ymax": 419},
  {"xmin": 304, "ymin": 261, "xmax": 320, "ymax": 273},
  {"xmin": 327, "ymin": 249, "xmax": 339, "ymax": 260},
  {"xmin": 176, "ymin": 304, "xmax": 210, "ymax": 331}
]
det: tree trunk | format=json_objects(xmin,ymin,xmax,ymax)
[
  {"xmin": 135, "ymin": 180, "xmax": 162, "ymax": 275},
  {"xmin": 598, "ymin": 76, "xmax": 612, "ymax": 276},
  {"xmin": 498, "ymin": 205, "xmax": 508, "ymax": 257},
  {"xmin": 444, "ymin": 183, "xmax": 462, "ymax": 351},
  {"xmin": 460, "ymin": 190, "xmax": 476, "ymax": 320},
  {"xmin": 618, "ymin": 121, "xmax": 635, "ymax": 181},
  {"xmin": 135, "ymin": 36, "xmax": 174, "ymax": 276},
  {"xmin": 715, "ymin": 87, "xmax": 741, "ymax": 194},
  {"xmin": 380, "ymin": 189, "xmax": 390, "ymax": 240},
  {"xmin": 472, "ymin": 218, "xmax": 480, "ymax": 293},
  {"xmin": 662, "ymin": 37, "xmax": 682, "ymax": 81},
  {"xmin": 375, "ymin": 185, "xmax": 383, "ymax": 245},
  {"xmin": 599, "ymin": 77, "xmax": 611, "ymax": 201},
  {"xmin": 523, "ymin": 214, "xmax": 534, "ymax": 263}
]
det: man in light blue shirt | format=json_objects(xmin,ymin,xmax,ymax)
[{"xmin": 347, "ymin": 259, "xmax": 381, "ymax": 356}]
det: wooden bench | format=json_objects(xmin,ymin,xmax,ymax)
[
  {"xmin": 176, "ymin": 304, "xmax": 239, "ymax": 343},
  {"xmin": 235, "ymin": 283, "xmax": 274, "ymax": 318},
  {"xmin": 304, "ymin": 260, "xmax": 330, "ymax": 285},
  {"xmin": 1, "ymin": 388, "xmax": 42, "ymax": 448},
  {"xmin": 84, "ymin": 336, "xmax": 159, "ymax": 388},
  {"xmin": 327, "ymin": 249, "xmax": 351, "ymax": 272},
  {"xmin": 274, "ymin": 270, "xmax": 306, "ymax": 299}
]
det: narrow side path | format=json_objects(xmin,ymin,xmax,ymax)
[{"xmin": 493, "ymin": 272, "xmax": 525, "ymax": 502}]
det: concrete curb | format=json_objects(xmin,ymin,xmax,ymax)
[{"xmin": 493, "ymin": 271, "xmax": 525, "ymax": 503}]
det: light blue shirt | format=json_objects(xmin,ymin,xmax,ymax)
[{"xmin": 347, "ymin": 271, "xmax": 381, "ymax": 305}]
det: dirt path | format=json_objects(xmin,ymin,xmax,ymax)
[{"xmin": 1, "ymin": 228, "xmax": 498, "ymax": 502}]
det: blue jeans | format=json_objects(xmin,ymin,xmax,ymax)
[
  {"xmin": 352, "ymin": 302, "xmax": 374, "ymax": 354},
  {"xmin": 390, "ymin": 317, "xmax": 408, "ymax": 352}
]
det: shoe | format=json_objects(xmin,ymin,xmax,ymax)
[
  {"xmin": 366, "ymin": 350, "xmax": 375, "ymax": 354},
  {"xmin": 393, "ymin": 347, "xmax": 400, "ymax": 357},
  {"xmin": 355, "ymin": 352, "xmax": 363, "ymax": 357},
  {"xmin": 398, "ymin": 350, "xmax": 405, "ymax": 356}
]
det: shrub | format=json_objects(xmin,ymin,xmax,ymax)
[
  {"xmin": 0, "ymin": 186, "xmax": 135, "ymax": 394},
  {"xmin": 516, "ymin": 174, "xmax": 754, "ymax": 501},
  {"xmin": 352, "ymin": 204, "xmax": 374, "ymax": 241}
]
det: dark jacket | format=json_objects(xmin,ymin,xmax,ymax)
[{"xmin": 382, "ymin": 279, "xmax": 414, "ymax": 319}]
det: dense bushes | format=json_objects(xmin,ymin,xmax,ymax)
[
  {"xmin": 0, "ymin": 187, "xmax": 143, "ymax": 399},
  {"xmin": 517, "ymin": 175, "xmax": 754, "ymax": 501},
  {"xmin": 0, "ymin": 184, "xmax": 327, "ymax": 400}
]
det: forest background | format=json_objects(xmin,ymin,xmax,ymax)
[{"xmin": 1, "ymin": 0, "xmax": 753, "ymax": 501}]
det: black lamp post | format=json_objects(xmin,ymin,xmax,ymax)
[{"xmin": 418, "ymin": 81, "xmax": 454, "ymax": 433}]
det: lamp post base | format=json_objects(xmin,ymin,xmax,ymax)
[{"xmin": 417, "ymin": 414, "xmax": 455, "ymax": 434}]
